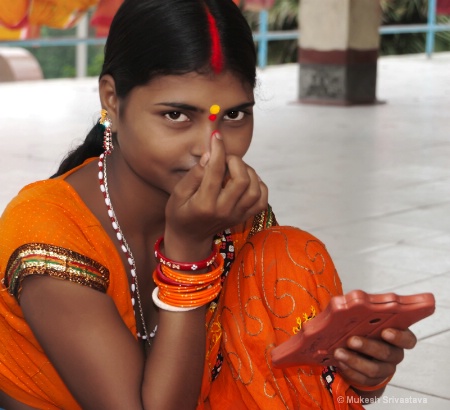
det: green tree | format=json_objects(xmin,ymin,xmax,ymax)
[
  {"xmin": 25, "ymin": 24, "xmax": 105, "ymax": 79},
  {"xmin": 381, "ymin": 0, "xmax": 450, "ymax": 54}
]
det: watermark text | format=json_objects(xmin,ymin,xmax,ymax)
[{"xmin": 337, "ymin": 395, "xmax": 428, "ymax": 405}]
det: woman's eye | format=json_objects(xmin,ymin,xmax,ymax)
[
  {"xmin": 224, "ymin": 111, "xmax": 245, "ymax": 121},
  {"xmin": 165, "ymin": 112, "xmax": 190, "ymax": 122}
]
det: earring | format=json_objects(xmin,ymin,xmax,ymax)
[{"xmin": 100, "ymin": 109, "xmax": 113, "ymax": 155}]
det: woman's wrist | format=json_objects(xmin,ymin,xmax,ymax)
[
  {"xmin": 154, "ymin": 237, "xmax": 217, "ymax": 271},
  {"xmin": 351, "ymin": 374, "xmax": 393, "ymax": 393},
  {"xmin": 162, "ymin": 229, "xmax": 213, "ymax": 264}
]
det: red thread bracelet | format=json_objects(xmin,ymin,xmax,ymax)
[{"xmin": 154, "ymin": 237, "xmax": 218, "ymax": 271}]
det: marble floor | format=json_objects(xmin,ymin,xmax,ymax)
[{"xmin": 1, "ymin": 52, "xmax": 449, "ymax": 409}]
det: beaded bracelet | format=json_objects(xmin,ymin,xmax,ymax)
[
  {"xmin": 351, "ymin": 375, "xmax": 393, "ymax": 392},
  {"xmin": 154, "ymin": 237, "xmax": 218, "ymax": 271}
]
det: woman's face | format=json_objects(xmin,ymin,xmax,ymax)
[{"xmin": 113, "ymin": 71, "xmax": 255, "ymax": 195}]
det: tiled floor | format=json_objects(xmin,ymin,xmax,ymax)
[{"xmin": 1, "ymin": 52, "xmax": 449, "ymax": 408}]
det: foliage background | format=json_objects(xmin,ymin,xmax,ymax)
[
  {"xmin": 24, "ymin": 0, "xmax": 450, "ymax": 78},
  {"xmin": 244, "ymin": 0, "xmax": 450, "ymax": 65}
]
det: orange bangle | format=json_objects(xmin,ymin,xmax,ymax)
[
  {"xmin": 152, "ymin": 287, "xmax": 198, "ymax": 312},
  {"xmin": 161, "ymin": 254, "xmax": 224, "ymax": 285},
  {"xmin": 158, "ymin": 283, "xmax": 221, "ymax": 308},
  {"xmin": 351, "ymin": 375, "xmax": 393, "ymax": 392},
  {"xmin": 152, "ymin": 258, "xmax": 224, "ymax": 308},
  {"xmin": 159, "ymin": 278, "xmax": 222, "ymax": 302},
  {"xmin": 153, "ymin": 271, "xmax": 207, "ymax": 294},
  {"xmin": 154, "ymin": 265, "xmax": 194, "ymax": 287}
]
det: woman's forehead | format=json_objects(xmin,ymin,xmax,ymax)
[{"xmin": 133, "ymin": 71, "xmax": 254, "ymax": 105}]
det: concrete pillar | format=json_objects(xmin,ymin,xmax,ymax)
[
  {"xmin": 76, "ymin": 14, "xmax": 89, "ymax": 78},
  {"xmin": 298, "ymin": 0, "xmax": 382, "ymax": 105}
]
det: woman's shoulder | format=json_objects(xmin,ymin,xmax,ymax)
[
  {"xmin": 0, "ymin": 178, "xmax": 88, "ymax": 233},
  {"xmin": 7, "ymin": 177, "xmax": 73, "ymax": 205},
  {"xmin": 0, "ymin": 168, "xmax": 107, "ymax": 275},
  {"xmin": 0, "ymin": 175, "xmax": 111, "ymax": 301}
]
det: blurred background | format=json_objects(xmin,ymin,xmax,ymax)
[{"xmin": 1, "ymin": 0, "xmax": 450, "ymax": 79}]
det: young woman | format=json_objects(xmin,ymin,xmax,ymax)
[{"xmin": 0, "ymin": 1, "xmax": 416, "ymax": 409}]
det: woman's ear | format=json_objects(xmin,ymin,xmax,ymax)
[{"xmin": 99, "ymin": 75, "xmax": 119, "ymax": 132}]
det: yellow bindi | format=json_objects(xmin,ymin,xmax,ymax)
[
  {"xmin": 209, "ymin": 104, "xmax": 221, "ymax": 121},
  {"xmin": 210, "ymin": 104, "xmax": 220, "ymax": 115}
]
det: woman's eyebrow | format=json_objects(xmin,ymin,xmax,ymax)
[
  {"xmin": 227, "ymin": 101, "xmax": 255, "ymax": 111},
  {"xmin": 154, "ymin": 100, "xmax": 255, "ymax": 112},
  {"xmin": 155, "ymin": 102, "xmax": 202, "ymax": 112}
]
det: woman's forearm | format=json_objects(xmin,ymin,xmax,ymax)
[{"xmin": 142, "ymin": 307, "xmax": 207, "ymax": 409}]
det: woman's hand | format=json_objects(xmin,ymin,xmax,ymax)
[
  {"xmin": 164, "ymin": 131, "xmax": 268, "ymax": 261},
  {"xmin": 334, "ymin": 328, "xmax": 417, "ymax": 394}
]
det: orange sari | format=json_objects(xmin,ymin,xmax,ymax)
[
  {"xmin": 0, "ymin": 159, "xmax": 362, "ymax": 409},
  {"xmin": 199, "ymin": 224, "xmax": 363, "ymax": 409}
]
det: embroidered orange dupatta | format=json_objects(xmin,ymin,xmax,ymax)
[{"xmin": 199, "ymin": 222, "xmax": 363, "ymax": 409}]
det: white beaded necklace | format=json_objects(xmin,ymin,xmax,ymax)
[{"xmin": 98, "ymin": 153, "xmax": 156, "ymax": 345}]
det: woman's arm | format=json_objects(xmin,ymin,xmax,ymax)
[
  {"xmin": 20, "ymin": 275, "xmax": 206, "ymax": 410},
  {"xmin": 19, "ymin": 131, "xmax": 267, "ymax": 409}
]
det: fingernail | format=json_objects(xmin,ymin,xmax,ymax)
[
  {"xmin": 383, "ymin": 329, "xmax": 396, "ymax": 341},
  {"xmin": 334, "ymin": 348, "xmax": 348, "ymax": 361},
  {"xmin": 200, "ymin": 152, "xmax": 210, "ymax": 167},
  {"xmin": 349, "ymin": 337, "xmax": 363, "ymax": 349},
  {"xmin": 212, "ymin": 130, "xmax": 222, "ymax": 140}
]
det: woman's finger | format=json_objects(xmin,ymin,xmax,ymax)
[
  {"xmin": 196, "ymin": 131, "xmax": 227, "ymax": 203},
  {"xmin": 345, "ymin": 335, "xmax": 405, "ymax": 365},
  {"xmin": 169, "ymin": 160, "xmax": 206, "ymax": 207},
  {"xmin": 234, "ymin": 166, "xmax": 268, "ymax": 217},
  {"xmin": 334, "ymin": 347, "xmax": 394, "ymax": 386},
  {"xmin": 381, "ymin": 328, "xmax": 417, "ymax": 350},
  {"xmin": 216, "ymin": 155, "xmax": 251, "ymax": 211}
]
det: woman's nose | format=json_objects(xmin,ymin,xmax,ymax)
[{"xmin": 191, "ymin": 118, "xmax": 221, "ymax": 157}]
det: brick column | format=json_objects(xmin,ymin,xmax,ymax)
[{"xmin": 298, "ymin": 0, "xmax": 381, "ymax": 105}]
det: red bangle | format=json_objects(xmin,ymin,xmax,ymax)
[{"xmin": 154, "ymin": 237, "xmax": 218, "ymax": 271}]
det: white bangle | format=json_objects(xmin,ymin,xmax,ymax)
[{"xmin": 152, "ymin": 287, "xmax": 199, "ymax": 312}]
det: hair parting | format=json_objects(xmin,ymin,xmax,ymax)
[{"xmin": 205, "ymin": 8, "xmax": 224, "ymax": 74}]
